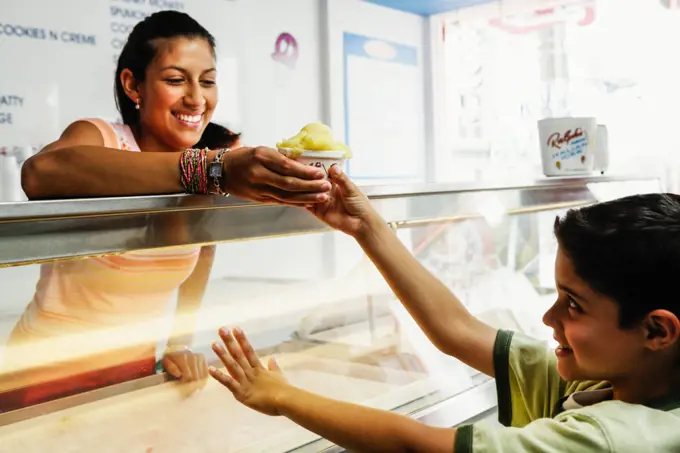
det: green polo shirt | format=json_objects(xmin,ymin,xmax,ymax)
[{"xmin": 454, "ymin": 330, "xmax": 680, "ymax": 452}]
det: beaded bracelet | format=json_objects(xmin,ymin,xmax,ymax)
[{"xmin": 179, "ymin": 148, "xmax": 208, "ymax": 194}]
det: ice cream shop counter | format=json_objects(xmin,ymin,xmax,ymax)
[{"xmin": 0, "ymin": 175, "xmax": 661, "ymax": 453}]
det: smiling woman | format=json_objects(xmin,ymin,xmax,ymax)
[
  {"xmin": 20, "ymin": 10, "xmax": 331, "ymax": 203},
  {"xmin": 4, "ymin": 10, "xmax": 333, "ymax": 412}
]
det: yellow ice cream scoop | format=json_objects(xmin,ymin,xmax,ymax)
[{"xmin": 276, "ymin": 122, "xmax": 352, "ymax": 158}]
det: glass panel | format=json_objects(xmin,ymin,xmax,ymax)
[
  {"xmin": 0, "ymin": 194, "xmax": 599, "ymax": 452},
  {"xmin": 0, "ymin": 243, "xmax": 212, "ymax": 410},
  {"xmin": 399, "ymin": 201, "xmax": 592, "ymax": 356},
  {"xmin": 0, "ymin": 233, "xmax": 383, "ymax": 451}
]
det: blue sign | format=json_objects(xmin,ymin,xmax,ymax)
[{"xmin": 363, "ymin": 0, "xmax": 494, "ymax": 16}]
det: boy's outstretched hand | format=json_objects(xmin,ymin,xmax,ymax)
[
  {"xmin": 209, "ymin": 327, "xmax": 289, "ymax": 416},
  {"xmin": 306, "ymin": 165, "xmax": 379, "ymax": 239},
  {"xmin": 210, "ymin": 327, "xmax": 455, "ymax": 453}
]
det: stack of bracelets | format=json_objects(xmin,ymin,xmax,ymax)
[{"xmin": 180, "ymin": 148, "xmax": 209, "ymax": 194}]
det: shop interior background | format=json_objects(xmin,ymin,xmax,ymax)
[
  {"xmin": 0, "ymin": 1, "xmax": 674, "ymax": 450},
  {"xmin": 1, "ymin": 0, "xmax": 678, "ymax": 197}
]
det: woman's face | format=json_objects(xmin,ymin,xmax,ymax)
[{"xmin": 136, "ymin": 37, "xmax": 217, "ymax": 151}]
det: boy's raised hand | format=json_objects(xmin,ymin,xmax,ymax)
[{"xmin": 209, "ymin": 327, "xmax": 289, "ymax": 416}]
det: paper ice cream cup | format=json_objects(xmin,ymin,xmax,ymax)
[
  {"xmin": 538, "ymin": 117, "xmax": 597, "ymax": 177},
  {"xmin": 278, "ymin": 148, "xmax": 346, "ymax": 179}
]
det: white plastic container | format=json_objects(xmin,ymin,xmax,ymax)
[
  {"xmin": 19, "ymin": 145, "xmax": 34, "ymax": 165},
  {"xmin": 0, "ymin": 155, "xmax": 5, "ymax": 202},
  {"xmin": 278, "ymin": 149, "xmax": 346, "ymax": 179},
  {"xmin": 1, "ymin": 154, "xmax": 23, "ymax": 201},
  {"xmin": 538, "ymin": 117, "xmax": 597, "ymax": 176}
]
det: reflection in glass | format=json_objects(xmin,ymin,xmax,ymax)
[{"xmin": 0, "ymin": 244, "xmax": 213, "ymax": 411}]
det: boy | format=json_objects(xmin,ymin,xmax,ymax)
[{"xmin": 209, "ymin": 167, "xmax": 680, "ymax": 452}]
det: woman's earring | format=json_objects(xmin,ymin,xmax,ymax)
[{"xmin": 135, "ymin": 99, "xmax": 141, "ymax": 110}]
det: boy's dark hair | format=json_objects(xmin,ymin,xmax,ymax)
[
  {"xmin": 194, "ymin": 122, "xmax": 241, "ymax": 149},
  {"xmin": 114, "ymin": 10, "xmax": 216, "ymax": 126},
  {"xmin": 554, "ymin": 193, "xmax": 680, "ymax": 328}
]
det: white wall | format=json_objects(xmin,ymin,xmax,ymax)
[
  {"xmin": 227, "ymin": 0, "xmax": 325, "ymax": 147},
  {"xmin": 0, "ymin": 0, "xmax": 325, "ymax": 150}
]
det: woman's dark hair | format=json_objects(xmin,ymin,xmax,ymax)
[
  {"xmin": 554, "ymin": 193, "xmax": 680, "ymax": 327},
  {"xmin": 114, "ymin": 10, "xmax": 216, "ymax": 125},
  {"xmin": 194, "ymin": 122, "xmax": 241, "ymax": 149}
]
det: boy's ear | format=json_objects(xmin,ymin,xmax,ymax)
[{"xmin": 643, "ymin": 310, "xmax": 680, "ymax": 351}]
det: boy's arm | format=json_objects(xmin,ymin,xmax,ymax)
[
  {"xmin": 210, "ymin": 328, "xmax": 457, "ymax": 453},
  {"xmin": 277, "ymin": 385, "xmax": 456, "ymax": 453},
  {"xmin": 273, "ymin": 388, "xmax": 609, "ymax": 453},
  {"xmin": 210, "ymin": 328, "xmax": 610, "ymax": 453},
  {"xmin": 357, "ymin": 216, "xmax": 498, "ymax": 376}
]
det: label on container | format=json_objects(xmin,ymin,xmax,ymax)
[{"xmin": 545, "ymin": 128, "xmax": 590, "ymax": 172}]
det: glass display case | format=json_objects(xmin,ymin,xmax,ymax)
[{"xmin": 0, "ymin": 175, "xmax": 660, "ymax": 453}]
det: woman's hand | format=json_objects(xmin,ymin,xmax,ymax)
[
  {"xmin": 162, "ymin": 347, "xmax": 209, "ymax": 385},
  {"xmin": 306, "ymin": 165, "xmax": 380, "ymax": 238},
  {"xmin": 209, "ymin": 327, "xmax": 290, "ymax": 416},
  {"xmin": 222, "ymin": 147, "xmax": 332, "ymax": 204}
]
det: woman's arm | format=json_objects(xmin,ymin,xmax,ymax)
[
  {"xmin": 168, "ymin": 245, "xmax": 215, "ymax": 347},
  {"xmin": 162, "ymin": 245, "xmax": 216, "ymax": 382},
  {"xmin": 22, "ymin": 121, "xmax": 331, "ymax": 201},
  {"xmin": 22, "ymin": 121, "xmax": 184, "ymax": 198}
]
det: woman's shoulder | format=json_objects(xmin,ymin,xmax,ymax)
[
  {"xmin": 78, "ymin": 118, "xmax": 139, "ymax": 151},
  {"xmin": 73, "ymin": 118, "xmax": 118, "ymax": 149}
]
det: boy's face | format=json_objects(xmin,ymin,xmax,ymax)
[{"xmin": 542, "ymin": 248, "xmax": 644, "ymax": 382}]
